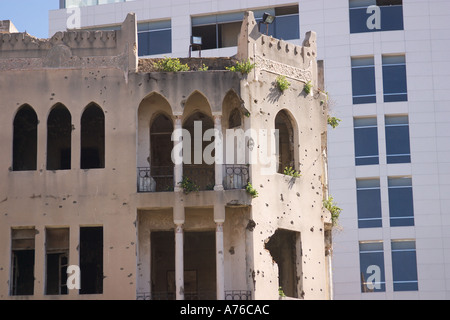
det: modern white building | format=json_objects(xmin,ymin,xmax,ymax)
[{"xmin": 49, "ymin": 0, "xmax": 450, "ymax": 299}]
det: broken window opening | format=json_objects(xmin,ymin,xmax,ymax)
[
  {"xmin": 13, "ymin": 105, "xmax": 38, "ymax": 171},
  {"xmin": 151, "ymin": 231, "xmax": 175, "ymax": 300},
  {"xmin": 11, "ymin": 228, "xmax": 36, "ymax": 296},
  {"xmin": 47, "ymin": 104, "xmax": 72, "ymax": 170},
  {"xmin": 275, "ymin": 110, "xmax": 295, "ymax": 174},
  {"xmin": 265, "ymin": 229, "xmax": 301, "ymax": 298},
  {"xmin": 228, "ymin": 108, "xmax": 242, "ymax": 129},
  {"xmin": 150, "ymin": 114, "xmax": 174, "ymax": 192},
  {"xmin": 45, "ymin": 228, "xmax": 69, "ymax": 295},
  {"xmin": 183, "ymin": 112, "xmax": 215, "ymax": 190},
  {"xmin": 80, "ymin": 227, "xmax": 103, "ymax": 295},
  {"xmin": 81, "ymin": 104, "xmax": 105, "ymax": 169}
]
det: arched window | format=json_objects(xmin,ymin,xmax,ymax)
[
  {"xmin": 150, "ymin": 113, "xmax": 174, "ymax": 191},
  {"xmin": 81, "ymin": 104, "xmax": 105, "ymax": 169},
  {"xmin": 13, "ymin": 105, "xmax": 38, "ymax": 171},
  {"xmin": 183, "ymin": 111, "xmax": 215, "ymax": 190},
  {"xmin": 47, "ymin": 104, "xmax": 72, "ymax": 170},
  {"xmin": 275, "ymin": 110, "xmax": 295, "ymax": 174}
]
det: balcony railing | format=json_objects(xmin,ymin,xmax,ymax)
[
  {"xmin": 224, "ymin": 165, "xmax": 249, "ymax": 190},
  {"xmin": 137, "ymin": 290, "xmax": 252, "ymax": 300},
  {"xmin": 183, "ymin": 165, "xmax": 215, "ymax": 191},
  {"xmin": 137, "ymin": 164, "xmax": 249, "ymax": 193},
  {"xmin": 137, "ymin": 166, "xmax": 173, "ymax": 193}
]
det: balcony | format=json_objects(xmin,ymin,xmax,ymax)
[
  {"xmin": 137, "ymin": 164, "xmax": 249, "ymax": 193},
  {"xmin": 223, "ymin": 164, "xmax": 249, "ymax": 190},
  {"xmin": 137, "ymin": 166, "xmax": 173, "ymax": 193}
]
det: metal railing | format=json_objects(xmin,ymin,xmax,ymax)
[
  {"xmin": 183, "ymin": 165, "xmax": 215, "ymax": 191},
  {"xmin": 223, "ymin": 165, "xmax": 249, "ymax": 190},
  {"xmin": 137, "ymin": 166, "xmax": 174, "ymax": 193}
]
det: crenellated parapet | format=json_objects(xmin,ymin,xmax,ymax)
[
  {"xmin": 0, "ymin": 13, "xmax": 138, "ymax": 73},
  {"xmin": 236, "ymin": 11, "xmax": 318, "ymax": 86}
]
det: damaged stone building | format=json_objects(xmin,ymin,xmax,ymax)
[{"xmin": 0, "ymin": 12, "xmax": 331, "ymax": 300}]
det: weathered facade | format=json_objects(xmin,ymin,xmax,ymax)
[{"xmin": 0, "ymin": 12, "xmax": 331, "ymax": 300}]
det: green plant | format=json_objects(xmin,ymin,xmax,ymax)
[
  {"xmin": 226, "ymin": 59, "xmax": 256, "ymax": 75},
  {"xmin": 323, "ymin": 196, "xmax": 342, "ymax": 226},
  {"xmin": 153, "ymin": 56, "xmax": 190, "ymax": 72},
  {"xmin": 180, "ymin": 176, "xmax": 199, "ymax": 194},
  {"xmin": 245, "ymin": 182, "xmax": 259, "ymax": 198},
  {"xmin": 327, "ymin": 116, "xmax": 342, "ymax": 129},
  {"xmin": 283, "ymin": 166, "xmax": 301, "ymax": 178},
  {"xmin": 278, "ymin": 287, "xmax": 286, "ymax": 297},
  {"xmin": 303, "ymin": 81, "xmax": 313, "ymax": 95},
  {"xmin": 244, "ymin": 111, "xmax": 251, "ymax": 117},
  {"xmin": 276, "ymin": 75, "xmax": 291, "ymax": 92},
  {"xmin": 198, "ymin": 63, "xmax": 209, "ymax": 71}
]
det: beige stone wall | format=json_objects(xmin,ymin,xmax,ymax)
[{"xmin": 0, "ymin": 12, "xmax": 330, "ymax": 300}]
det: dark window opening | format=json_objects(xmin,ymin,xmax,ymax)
[
  {"xmin": 265, "ymin": 229, "xmax": 301, "ymax": 298},
  {"xmin": 275, "ymin": 110, "xmax": 295, "ymax": 174},
  {"xmin": 45, "ymin": 228, "xmax": 69, "ymax": 295},
  {"xmin": 47, "ymin": 104, "xmax": 72, "ymax": 170},
  {"xmin": 150, "ymin": 114, "xmax": 174, "ymax": 192},
  {"xmin": 81, "ymin": 104, "xmax": 105, "ymax": 169},
  {"xmin": 183, "ymin": 112, "xmax": 215, "ymax": 190},
  {"xmin": 80, "ymin": 227, "xmax": 103, "ymax": 295},
  {"xmin": 151, "ymin": 231, "xmax": 175, "ymax": 300},
  {"xmin": 13, "ymin": 105, "xmax": 38, "ymax": 171},
  {"xmin": 228, "ymin": 108, "xmax": 242, "ymax": 129},
  {"xmin": 11, "ymin": 228, "xmax": 36, "ymax": 296}
]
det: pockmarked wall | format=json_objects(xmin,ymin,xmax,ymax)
[{"xmin": 0, "ymin": 12, "xmax": 331, "ymax": 300}]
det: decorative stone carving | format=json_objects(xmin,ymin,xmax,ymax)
[{"xmin": 254, "ymin": 55, "xmax": 313, "ymax": 83}]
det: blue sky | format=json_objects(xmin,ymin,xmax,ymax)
[{"xmin": 0, "ymin": 0, "xmax": 59, "ymax": 38}]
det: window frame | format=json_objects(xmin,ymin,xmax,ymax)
[
  {"xmin": 354, "ymin": 117, "xmax": 379, "ymax": 166},
  {"xmin": 356, "ymin": 179, "xmax": 383, "ymax": 228}
]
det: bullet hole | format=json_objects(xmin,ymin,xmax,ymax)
[
  {"xmin": 246, "ymin": 220, "xmax": 256, "ymax": 231},
  {"xmin": 280, "ymin": 194, "xmax": 284, "ymax": 201},
  {"xmin": 229, "ymin": 247, "xmax": 235, "ymax": 255},
  {"xmin": 296, "ymin": 192, "xmax": 300, "ymax": 197},
  {"xmin": 310, "ymin": 227, "xmax": 314, "ymax": 232}
]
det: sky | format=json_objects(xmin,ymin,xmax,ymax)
[{"xmin": 0, "ymin": 0, "xmax": 59, "ymax": 38}]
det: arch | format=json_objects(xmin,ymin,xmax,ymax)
[
  {"xmin": 275, "ymin": 109, "xmax": 298, "ymax": 174},
  {"xmin": 137, "ymin": 92, "xmax": 174, "ymax": 192},
  {"xmin": 47, "ymin": 103, "xmax": 72, "ymax": 170},
  {"xmin": 81, "ymin": 103, "xmax": 105, "ymax": 169},
  {"xmin": 13, "ymin": 104, "xmax": 38, "ymax": 171},
  {"xmin": 183, "ymin": 90, "xmax": 212, "ymax": 121}
]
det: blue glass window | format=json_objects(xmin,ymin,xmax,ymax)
[
  {"xmin": 385, "ymin": 115, "xmax": 411, "ymax": 164},
  {"xmin": 192, "ymin": 6, "xmax": 299, "ymax": 50},
  {"xmin": 382, "ymin": 55, "xmax": 407, "ymax": 102},
  {"xmin": 352, "ymin": 57, "xmax": 376, "ymax": 104},
  {"xmin": 354, "ymin": 117, "xmax": 379, "ymax": 165},
  {"xmin": 349, "ymin": 0, "xmax": 404, "ymax": 34},
  {"xmin": 388, "ymin": 177, "xmax": 414, "ymax": 227},
  {"xmin": 391, "ymin": 240, "xmax": 418, "ymax": 291},
  {"xmin": 359, "ymin": 242, "xmax": 386, "ymax": 292},
  {"xmin": 138, "ymin": 21, "xmax": 172, "ymax": 56},
  {"xmin": 357, "ymin": 179, "xmax": 382, "ymax": 228}
]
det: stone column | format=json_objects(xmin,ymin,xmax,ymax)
[
  {"xmin": 215, "ymin": 221, "xmax": 225, "ymax": 300},
  {"xmin": 213, "ymin": 114, "xmax": 224, "ymax": 191},
  {"xmin": 174, "ymin": 192, "xmax": 185, "ymax": 300},
  {"xmin": 214, "ymin": 198, "xmax": 226, "ymax": 300},
  {"xmin": 175, "ymin": 223, "xmax": 184, "ymax": 300},
  {"xmin": 173, "ymin": 115, "xmax": 183, "ymax": 192}
]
